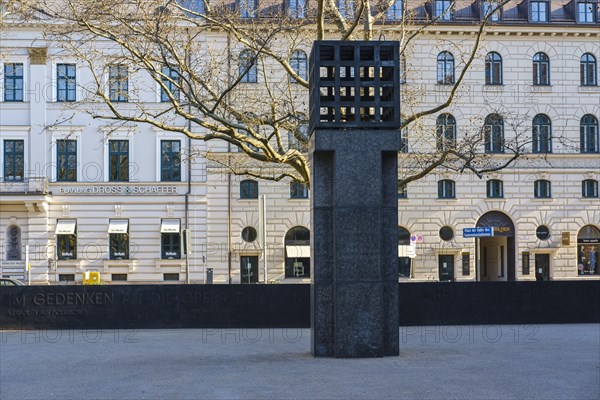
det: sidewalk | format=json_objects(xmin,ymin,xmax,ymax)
[{"xmin": 1, "ymin": 324, "xmax": 599, "ymax": 399}]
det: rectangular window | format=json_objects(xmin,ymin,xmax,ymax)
[
  {"xmin": 57, "ymin": 234, "xmax": 77, "ymax": 260},
  {"xmin": 57, "ymin": 64, "xmax": 76, "ymax": 102},
  {"xmin": 288, "ymin": 0, "xmax": 306, "ymax": 18},
  {"xmin": 59, "ymin": 274, "xmax": 75, "ymax": 282},
  {"xmin": 108, "ymin": 140, "xmax": 129, "ymax": 182},
  {"xmin": 438, "ymin": 180, "xmax": 455, "ymax": 199},
  {"xmin": 56, "ymin": 139, "xmax": 77, "ymax": 181},
  {"xmin": 161, "ymin": 233, "xmax": 181, "ymax": 259},
  {"xmin": 534, "ymin": 180, "xmax": 551, "ymax": 198},
  {"xmin": 578, "ymin": 1, "xmax": 597, "ymax": 23},
  {"xmin": 111, "ymin": 273, "xmax": 128, "ymax": 282},
  {"xmin": 161, "ymin": 66, "xmax": 180, "ymax": 102},
  {"xmin": 482, "ymin": 1, "xmax": 502, "ymax": 21},
  {"xmin": 290, "ymin": 181, "xmax": 309, "ymax": 199},
  {"xmin": 163, "ymin": 273, "xmax": 180, "ymax": 281},
  {"xmin": 434, "ymin": 0, "xmax": 453, "ymax": 21},
  {"xmin": 240, "ymin": 0, "xmax": 257, "ymax": 18},
  {"xmin": 530, "ymin": 1, "xmax": 549, "ymax": 22},
  {"xmin": 3, "ymin": 140, "xmax": 24, "ymax": 181},
  {"xmin": 387, "ymin": 0, "xmax": 403, "ymax": 20},
  {"xmin": 109, "ymin": 65, "xmax": 128, "ymax": 102},
  {"xmin": 161, "ymin": 140, "xmax": 181, "ymax": 182},
  {"xmin": 486, "ymin": 180, "xmax": 503, "ymax": 198},
  {"xmin": 398, "ymin": 183, "xmax": 408, "ymax": 199},
  {"xmin": 582, "ymin": 180, "xmax": 599, "ymax": 198},
  {"xmin": 522, "ymin": 252, "xmax": 530, "ymax": 275},
  {"xmin": 4, "ymin": 63, "xmax": 24, "ymax": 102},
  {"xmin": 109, "ymin": 219, "xmax": 129, "ymax": 260}
]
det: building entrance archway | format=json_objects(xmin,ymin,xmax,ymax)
[{"xmin": 476, "ymin": 211, "xmax": 516, "ymax": 282}]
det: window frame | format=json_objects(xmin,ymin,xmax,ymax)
[
  {"xmin": 577, "ymin": 0, "xmax": 597, "ymax": 23},
  {"xmin": 240, "ymin": 179, "xmax": 259, "ymax": 199},
  {"xmin": 109, "ymin": 232, "xmax": 129, "ymax": 260},
  {"xmin": 534, "ymin": 179, "xmax": 552, "ymax": 199},
  {"xmin": 434, "ymin": 0, "xmax": 453, "ymax": 21},
  {"xmin": 108, "ymin": 64, "xmax": 129, "ymax": 103},
  {"xmin": 290, "ymin": 181, "xmax": 309, "ymax": 199},
  {"xmin": 56, "ymin": 139, "xmax": 78, "ymax": 182},
  {"xmin": 57, "ymin": 233, "xmax": 77, "ymax": 260},
  {"xmin": 3, "ymin": 139, "xmax": 25, "ymax": 181},
  {"xmin": 398, "ymin": 183, "xmax": 408, "ymax": 199},
  {"xmin": 437, "ymin": 51, "xmax": 455, "ymax": 85},
  {"xmin": 532, "ymin": 114, "xmax": 552, "ymax": 154},
  {"xmin": 288, "ymin": 0, "xmax": 306, "ymax": 18},
  {"xmin": 239, "ymin": 0, "xmax": 258, "ymax": 18},
  {"xmin": 532, "ymin": 52, "xmax": 550, "ymax": 86},
  {"xmin": 161, "ymin": 139, "xmax": 182, "ymax": 182},
  {"xmin": 160, "ymin": 66, "xmax": 181, "ymax": 102},
  {"xmin": 338, "ymin": 0, "xmax": 355, "ymax": 18},
  {"xmin": 484, "ymin": 114, "xmax": 505, "ymax": 154},
  {"xmin": 6, "ymin": 225, "xmax": 21, "ymax": 261},
  {"xmin": 582, "ymin": 179, "xmax": 599, "ymax": 198},
  {"xmin": 530, "ymin": 0, "xmax": 549, "ymax": 23},
  {"xmin": 56, "ymin": 63, "xmax": 77, "ymax": 102},
  {"xmin": 486, "ymin": 179, "xmax": 504, "ymax": 198},
  {"xmin": 580, "ymin": 114, "xmax": 599, "ymax": 153},
  {"xmin": 438, "ymin": 179, "xmax": 456, "ymax": 199},
  {"xmin": 580, "ymin": 53, "xmax": 597, "ymax": 86},
  {"xmin": 108, "ymin": 140, "xmax": 129, "ymax": 182},
  {"xmin": 239, "ymin": 50, "xmax": 258, "ymax": 83},
  {"xmin": 482, "ymin": 1, "xmax": 502, "ymax": 21},
  {"xmin": 3, "ymin": 63, "xmax": 24, "ymax": 102},
  {"xmin": 436, "ymin": 113, "xmax": 457, "ymax": 152},
  {"xmin": 161, "ymin": 232, "xmax": 181, "ymax": 260},
  {"xmin": 387, "ymin": 0, "xmax": 403, "ymax": 20},
  {"xmin": 290, "ymin": 49, "xmax": 308, "ymax": 83},
  {"xmin": 485, "ymin": 52, "xmax": 503, "ymax": 85}
]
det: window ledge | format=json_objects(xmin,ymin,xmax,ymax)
[
  {"xmin": 530, "ymin": 85, "xmax": 552, "ymax": 93},
  {"xmin": 531, "ymin": 198, "xmax": 554, "ymax": 202},
  {"xmin": 154, "ymin": 258, "xmax": 185, "ymax": 271},
  {"xmin": 436, "ymin": 198, "xmax": 458, "ymax": 201},
  {"xmin": 579, "ymin": 86, "xmax": 599, "ymax": 93},
  {"xmin": 484, "ymin": 197, "xmax": 505, "ymax": 201},
  {"xmin": 102, "ymin": 259, "xmax": 139, "ymax": 272}
]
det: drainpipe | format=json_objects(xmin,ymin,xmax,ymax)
[
  {"xmin": 227, "ymin": 33, "xmax": 233, "ymax": 284},
  {"xmin": 184, "ymin": 38, "xmax": 192, "ymax": 284}
]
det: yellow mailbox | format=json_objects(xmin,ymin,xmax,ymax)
[{"xmin": 83, "ymin": 270, "xmax": 101, "ymax": 285}]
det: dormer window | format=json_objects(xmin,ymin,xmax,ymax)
[
  {"xmin": 577, "ymin": 0, "xmax": 597, "ymax": 23},
  {"xmin": 482, "ymin": 1, "xmax": 502, "ymax": 21},
  {"xmin": 530, "ymin": 1, "xmax": 549, "ymax": 22},
  {"xmin": 434, "ymin": 0, "xmax": 453, "ymax": 21}
]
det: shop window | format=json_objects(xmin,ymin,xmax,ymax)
[
  {"xmin": 398, "ymin": 226, "xmax": 411, "ymax": 277},
  {"xmin": 108, "ymin": 64, "xmax": 128, "ymax": 102},
  {"xmin": 109, "ymin": 219, "xmax": 129, "ymax": 260},
  {"xmin": 437, "ymin": 51, "xmax": 454, "ymax": 84},
  {"xmin": 580, "ymin": 114, "xmax": 599, "ymax": 153},
  {"xmin": 577, "ymin": 225, "xmax": 600, "ymax": 275},
  {"xmin": 534, "ymin": 179, "xmax": 551, "ymax": 198},
  {"xmin": 532, "ymin": 114, "xmax": 552, "ymax": 153},
  {"xmin": 485, "ymin": 52, "xmax": 502, "ymax": 85},
  {"xmin": 108, "ymin": 140, "xmax": 129, "ymax": 182},
  {"xmin": 161, "ymin": 219, "xmax": 181, "ymax": 259},
  {"xmin": 6, "ymin": 225, "xmax": 21, "ymax": 261},
  {"xmin": 160, "ymin": 66, "xmax": 180, "ymax": 102},
  {"xmin": 533, "ymin": 52, "xmax": 550, "ymax": 85},
  {"xmin": 580, "ymin": 54, "xmax": 597, "ymax": 86},
  {"xmin": 3, "ymin": 140, "xmax": 24, "ymax": 181},
  {"xmin": 290, "ymin": 181, "xmax": 309, "ymax": 199},
  {"xmin": 57, "ymin": 64, "xmax": 76, "ymax": 102},
  {"xmin": 56, "ymin": 219, "xmax": 77, "ymax": 260},
  {"xmin": 438, "ymin": 179, "xmax": 456, "ymax": 199},
  {"xmin": 285, "ymin": 226, "xmax": 310, "ymax": 278},
  {"xmin": 436, "ymin": 113, "xmax": 456, "ymax": 151},
  {"xmin": 4, "ymin": 63, "xmax": 24, "ymax": 102},
  {"xmin": 486, "ymin": 179, "xmax": 504, "ymax": 198},
  {"xmin": 56, "ymin": 139, "xmax": 77, "ymax": 181},
  {"xmin": 582, "ymin": 179, "xmax": 599, "ymax": 198},
  {"xmin": 161, "ymin": 140, "xmax": 182, "ymax": 181},
  {"xmin": 240, "ymin": 179, "xmax": 258, "ymax": 199}
]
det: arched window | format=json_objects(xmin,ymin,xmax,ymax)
[
  {"xmin": 533, "ymin": 52, "xmax": 550, "ymax": 85},
  {"xmin": 438, "ymin": 179, "xmax": 456, "ymax": 199},
  {"xmin": 484, "ymin": 114, "xmax": 504, "ymax": 153},
  {"xmin": 398, "ymin": 226, "xmax": 411, "ymax": 277},
  {"xmin": 532, "ymin": 114, "xmax": 552, "ymax": 153},
  {"xmin": 577, "ymin": 225, "xmax": 600, "ymax": 275},
  {"xmin": 290, "ymin": 50, "xmax": 308, "ymax": 82},
  {"xmin": 285, "ymin": 226, "xmax": 310, "ymax": 278},
  {"xmin": 485, "ymin": 52, "xmax": 502, "ymax": 85},
  {"xmin": 436, "ymin": 113, "xmax": 456, "ymax": 151},
  {"xmin": 6, "ymin": 225, "xmax": 21, "ymax": 261},
  {"xmin": 581, "ymin": 53, "xmax": 597, "ymax": 86},
  {"xmin": 437, "ymin": 51, "xmax": 455, "ymax": 84},
  {"xmin": 581, "ymin": 114, "xmax": 599, "ymax": 153},
  {"xmin": 239, "ymin": 50, "xmax": 257, "ymax": 83},
  {"xmin": 240, "ymin": 179, "xmax": 258, "ymax": 199}
]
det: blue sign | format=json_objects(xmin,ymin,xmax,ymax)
[{"xmin": 463, "ymin": 227, "xmax": 494, "ymax": 238}]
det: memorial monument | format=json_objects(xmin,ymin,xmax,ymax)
[{"xmin": 309, "ymin": 41, "xmax": 401, "ymax": 357}]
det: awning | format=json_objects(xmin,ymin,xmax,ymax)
[
  {"xmin": 55, "ymin": 219, "xmax": 77, "ymax": 235},
  {"xmin": 108, "ymin": 219, "xmax": 129, "ymax": 234},
  {"xmin": 286, "ymin": 245, "xmax": 310, "ymax": 258},
  {"xmin": 161, "ymin": 219, "xmax": 181, "ymax": 233}
]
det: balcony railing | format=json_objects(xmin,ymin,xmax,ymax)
[{"xmin": 0, "ymin": 177, "xmax": 49, "ymax": 194}]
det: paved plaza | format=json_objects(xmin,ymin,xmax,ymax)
[{"xmin": 1, "ymin": 324, "xmax": 598, "ymax": 399}]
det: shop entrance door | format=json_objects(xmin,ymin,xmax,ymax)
[
  {"xmin": 439, "ymin": 255, "xmax": 454, "ymax": 282},
  {"xmin": 535, "ymin": 254, "xmax": 550, "ymax": 281},
  {"xmin": 240, "ymin": 256, "xmax": 259, "ymax": 284}
]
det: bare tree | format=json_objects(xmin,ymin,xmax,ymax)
[{"xmin": 5, "ymin": 0, "xmax": 522, "ymax": 187}]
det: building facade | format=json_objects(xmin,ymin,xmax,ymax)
[{"xmin": 1, "ymin": 0, "xmax": 599, "ymax": 284}]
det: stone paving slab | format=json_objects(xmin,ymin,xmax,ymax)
[{"xmin": 1, "ymin": 324, "xmax": 598, "ymax": 400}]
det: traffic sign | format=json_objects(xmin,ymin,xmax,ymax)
[
  {"xmin": 463, "ymin": 227, "xmax": 494, "ymax": 238},
  {"xmin": 410, "ymin": 234, "xmax": 417, "ymax": 243},
  {"xmin": 416, "ymin": 234, "xmax": 424, "ymax": 243}
]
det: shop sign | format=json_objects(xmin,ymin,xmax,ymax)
[
  {"xmin": 561, "ymin": 232, "xmax": 571, "ymax": 246},
  {"xmin": 56, "ymin": 185, "xmax": 179, "ymax": 195},
  {"xmin": 578, "ymin": 238, "xmax": 600, "ymax": 244}
]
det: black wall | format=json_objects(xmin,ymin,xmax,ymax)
[{"xmin": 1, "ymin": 281, "xmax": 598, "ymax": 330}]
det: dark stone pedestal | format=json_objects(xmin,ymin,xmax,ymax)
[{"xmin": 310, "ymin": 129, "xmax": 400, "ymax": 358}]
